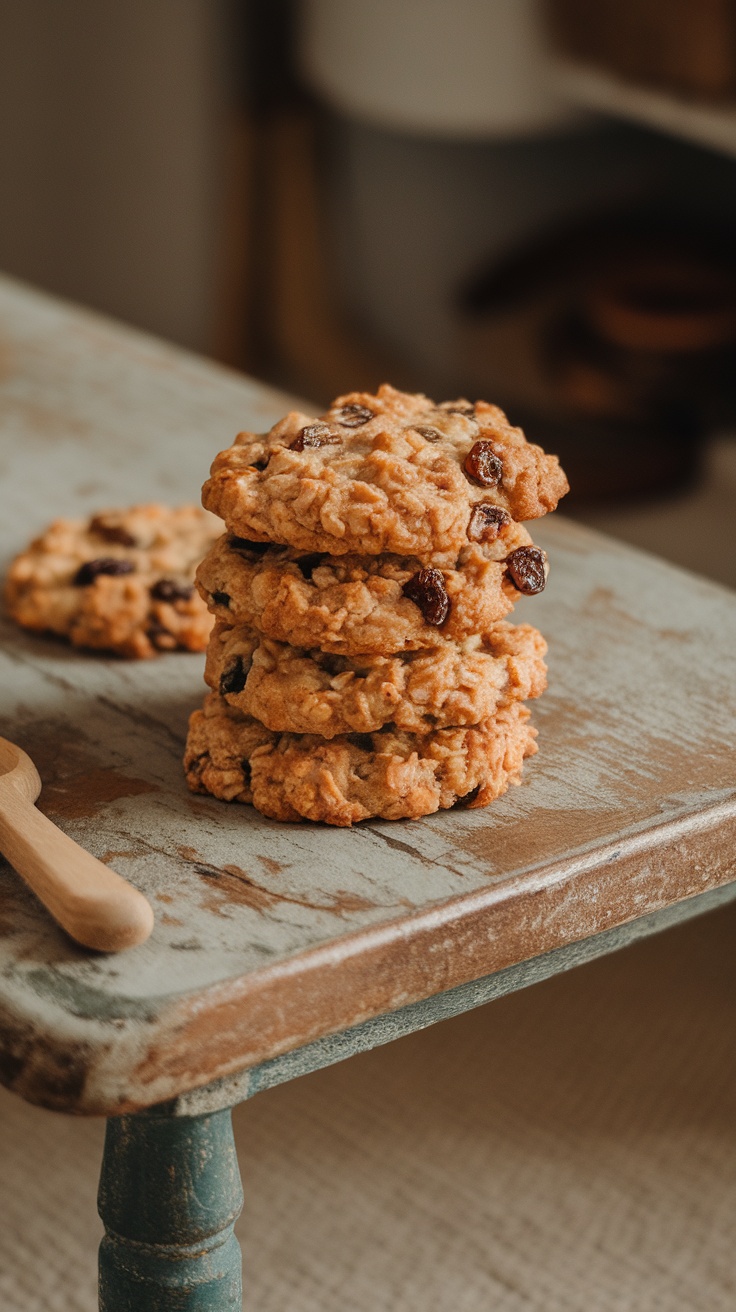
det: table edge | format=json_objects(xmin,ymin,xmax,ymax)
[{"xmin": 2, "ymin": 795, "xmax": 734, "ymax": 1114}]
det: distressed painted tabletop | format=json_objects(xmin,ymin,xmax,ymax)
[{"xmin": 1, "ymin": 275, "xmax": 735, "ymax": 1117}]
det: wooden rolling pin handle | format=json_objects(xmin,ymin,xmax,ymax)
[{"xmin": 0, "ymin": 795, "xmax": 154, "ymax": 951}]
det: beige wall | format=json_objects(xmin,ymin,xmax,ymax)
[{"xmin": 0, "ymin": 0, "xmax": 228, "ymax": 351}]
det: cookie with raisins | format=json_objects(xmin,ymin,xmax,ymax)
[
  {"xmin": 202, "ymin": 384, "xmax": 568, "ymax": 563},
  {"xmin": 5, "ymin": 504, "xmax": 220, "ymax": 657},
  {"xmin": 184, "ymin": 692, "xmax": 538, "ymax": 826},
  {"xmin": 205, "ymin": 618, "xmax": 547, "ymax": 739},
  {"xmin": 196, "ymin": 517, "xmax": 544, "ymax": 655}
]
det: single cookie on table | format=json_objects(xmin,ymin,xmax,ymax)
[
  {"xmin": 196, "ymin": 518, "xmax": 548, "ymax": 655},
  {"xmin": 201, "ymin": 383, "xmax": 569, "ymax": 564},
  {"xmin": 205, "ymin": 618, "xmax": 547, "ymax": 738},
  {"xmin": 4, "ymin": 504, "xmax": 221, "ymax": 658},
  {"xmin": 185, "ymin": 692, "xmax": 538, "ymax": 826}
]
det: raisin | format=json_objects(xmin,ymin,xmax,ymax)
[
  {"xmin": 290, "ymin": 423, "xmax": 341, "ymax": 451},
  {"xmin": 228, "ymin": 536, "xmax": 270, "ymax": 555},
  {"xmin": 402, "ymin": 568, "xmax": 450, "ymax": 626},
  {"xmin": 332, "ymin": 403, "xmax": 373, "ymax": 428},
  {"xmin": 211, "ymin": 591, "xmax": 231, "ymax": 608},
  {"xmin": 73, "ymin": 558, "xmax": 135, "ymax": 586},
  {"xmin": 220, "ymin": 656, "xmax": 249, "ymax": 695},
  {"xmin": 240, "ymin": 758, "xmax": 252, "ymax": 786},
  {"xmin": 464, "ymin": 441, "xmax": 503, "ymax": 487},
  {"xmin": 89, "ymin": 516, "xmax": 137, "ymax": 547},
  {"xmin": 467, "ymin": 503, "xmax": 510, "ymax": 542},
  {"xmin": 348, "ymin": 733, "xmax": 375, "ymax": 752},
  {"xmin": 413, "ymin": 426, "xmax": 443, "ymax": 442},
  {"xmin": 147, "ymin": 620, "xmax": 175, "ymax": 649},
  {"xmin": 454, "ymin": 783, "xmax": 482, "ymax": 808},
  {"xmin": 506, "ymin": 546, "xmax": 547, "ymax": 596},
  {"xmin": 150, "ymin": 578, "xmax": 194, "ymax": 602},
  {"xmin": 295, "ymin": 554, "xmax": 325, "ymax": 580}
]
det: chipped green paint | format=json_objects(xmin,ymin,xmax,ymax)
[
  {"xmin": 98, "ymin": 1107, "xmax": 243, "ymax": 1311},
  {"xmin": 25, "ymin": 967, "xmax": 159, "ymax": 1022}
]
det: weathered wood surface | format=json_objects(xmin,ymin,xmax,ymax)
[{"xmin": 0, "ymin": 275, "xmax": 735, "ymax": 1115}]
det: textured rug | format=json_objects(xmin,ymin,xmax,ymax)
[{"xmin": 1, "ymin": 900, "xmax": 735, "ymax": 1311}]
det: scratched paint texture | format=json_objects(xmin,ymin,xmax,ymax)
[{"xmin": 0, "ymin": 275, "xmax": 735, "ymax": 1114}]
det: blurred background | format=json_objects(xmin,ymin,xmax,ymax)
[{"xmin": 1, "ymin": 0, "xmax": 735, "ymax": 580}]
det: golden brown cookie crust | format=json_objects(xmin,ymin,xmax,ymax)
[
  {"xmin": 4, "ymin": 504, "xmax": 221, "ymax": 658},
  {"xmin": 195, "ymin": 520, "xmax": 539, "ymax": 655},
  {"xmin": 201, "ymin": 384, "xmax": 569, "ymax": 563},
  {"xmin": 205, "ymin": 619, "xmax": 547, "ymax": 738},
  {"xmin": 184, "ymin": 692, "xmax": 538, "ymax": 826}
]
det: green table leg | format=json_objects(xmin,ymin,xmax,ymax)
[{"xmin": 98, "ymin": 1105, "xmax": 243, "ymax": 1310}]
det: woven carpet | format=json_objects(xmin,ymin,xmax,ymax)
[{"xmin": 1, "ymin": 900, "xmax": 735, "ymax": 1311}]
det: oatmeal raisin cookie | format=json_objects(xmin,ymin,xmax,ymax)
[
  {"xmin": 205, "ymin": 619, "xmax": 547, "ymax": 738},
  {"xmin": 5, "ymin": 504, "xmax": 221, "ymax": 658},
  {"xmin": 201, "ymin": 384, "xmax": 568, "ymax": 563},
  {"xmin": 196, "ymin": 519, "xmax": 545, "ymax": 654},
  {"xmin": 184, "ymin": 691, "xmax": 537, "ymax": 826}
]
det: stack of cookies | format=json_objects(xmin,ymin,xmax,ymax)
[{"xmin": 185, "ymin": 385, "xmax": 568, "ymax": 826}]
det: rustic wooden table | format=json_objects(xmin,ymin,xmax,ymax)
[{"xmin": 1, "ymin": 275, "xmax": 735, "ymax": 1311}]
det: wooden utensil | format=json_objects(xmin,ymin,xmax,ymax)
[{"xmin": 0, "ymin": 735, "xmax": 154, "ymax": 951}]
